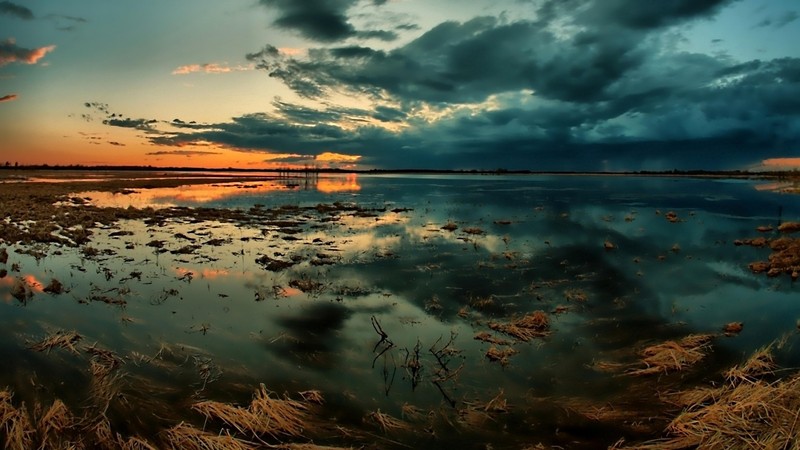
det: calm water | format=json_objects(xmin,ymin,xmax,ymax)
[{"xmin": 2, "ymin": 173, "xmax": 799, "ymax": 447}]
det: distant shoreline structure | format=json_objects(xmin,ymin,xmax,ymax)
[{"xmin": 0, "ymin": 164, "xmax": 798, "ymax": 180}]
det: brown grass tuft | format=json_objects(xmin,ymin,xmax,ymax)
[
  {"xmin": 193, "ymin": 384, "xmax": 307, "ymax": 439},
  {"xmin": 0, "ymin": 390, "xmax": 34, "ymax": 450},
  {"xmin": 724, "ymin": 346, "xmax": 775, "ymax": 383},
  {"xmin": 118, "ymin": 435, "xmax": 159, "ymax": 450},
  {"xmin": 627, "ymin": 334, "xmax": 713, "ymax": 376},
  {"xmin": 485, "ymin": 346, "xmax": 517, "ymax": 366},
  {"xmin": 29, "ymin": 330, "xmax": 82, "ymax": 354},
  {"xmin": 623, "ymin": 347, "xmax": 800, "ymax": 449},
  {"xmin": 163, "ymin": 422, "xmax": 255, "ymax": 450},
  {"xmin": 298, "ymin": 390, "xmax": 324, "ymax": 405},
  {"xmin": 488, "ymin": 310, "xmax": 551, "ymax": 342},
  {"xmin": 473, "ymin": 332, "xmax": 512, "ymax": 346},
  {"xmin": 366, "ymin": 410, "xmax": 411, "ymax": 433}
]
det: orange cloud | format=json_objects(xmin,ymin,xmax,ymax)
[
  {"xmin": 0, "ymin": 39, "xmax": 55, "ymax": 66},
  {"xmin": 278, "ymin": 47, "xmax": 305, "ymax": 56},
  {"xmin": 315, "ymin": 152, "xmax": 361, "ymax": 163},
  {"xmin": 0, "ymin": 94, "xmax": 17, "ymax": 102},
  {"xmin": 172, "ymin": 63, "xmax": 253, "ymax": 75},
  {"xmin": 762, "ymin": 158, "xmax": 800, "ymax": 168}
]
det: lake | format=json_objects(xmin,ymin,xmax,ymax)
[{"xmin": 1, "ymin": 173, "xmax": 799, "ymax": 448}]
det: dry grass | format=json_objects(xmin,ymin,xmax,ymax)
[
  {"xmin": 163, "ymin": 422, "xmax": 255, "ymax": 450},
  {"xmin": 29, "ymin": 330, "xmax": 82, "ymax": 354},
  {"xmin": 298, "ymin": 390, "xmax": 324, "ymax": 405},
  {"xmin": 473, "ymin": 332, "xmax": 512, "ymax": 346},
  {"xmin": 489, "ymin": 310, "xmax": 551, "ymax": 341},
  {"xmin": 624, "ymin": 347, "xmax": 800, "ymax": 450},
  {"xmin": 192, "ymin": 401, "xmax": 264, "ymax": 437},
  {"xmin": 400, "ymin": 403, "xmax": 426, "ymax": 422},
  {"xmin": 627, "ymin": 334, "xmax": 713, "ymax": 376},
  {"xmin": 485, "ymin": 346, "xmax": 518, "ymax": 366},
  {"xmin": 37, "ymin": 399, "xmax": 74, "ymax": 443},
  {"xmin": 366, "ymin": 410, "xmax": 411, "ymax": 433},
  {"xmin": 0, "ymin": 390, "xmax": 34, "ymax": 450},
  {"xmin": 119, "ymin": 435, "xmax": 159, "ymax": 450},
  {"xmin": 249, "ymin": 385, "xmax": 307, "ymax": 437},
  {"xmin": 193, "ymin": 384, "xmax": 307, "ymax": 439},
  {"xmin": 724, "ymin": 346, "xmax": 775, "ymax": 383}
]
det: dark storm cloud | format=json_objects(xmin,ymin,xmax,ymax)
[
  {"xmin": 572, "ymin": 0, "xmax": 738, "ymax": 29},
  {"xmin": 103, "ymin": 118, "xmax": 157, "ymax": 130},
  {"xmin": 249, "ymin": 16, "xmax": 648, "ymax": 104},
  {"xmin": 260, "ymin": 0, "xmax": 357, "ymax": 42},
  {"xmin": 258, "ymin": 0, "xmax": 397, "ymax": 42},
  {"xmin": 138, "ymin": 52, "xmax": 800, "ymax": 170},
  {"xmin": 95, "ymin": 0, "xmax": 800, "ymax": 171},
  {"xmin": 0, "ymin": 1, "xmax": 33, "ymax": 20}
]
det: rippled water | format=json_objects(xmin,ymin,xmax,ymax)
[{"xmin": 2, "ymin": 173, "xmax": 799, "ymax": 447}]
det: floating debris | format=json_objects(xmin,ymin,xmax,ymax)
[
  {"xmin": 10, "ymin": 277, "xmax": 33, "ymax": 302},
  {"xmin": 43, "ymin": 278, "xmax": 64, "ymax": 294},
  {"xmin": 474, "ymin": 332, "xmax": 512, "ymax": 346},
  {"xmin": 722, "ymin": 322, "xmax": 743, "ymax": 336},
  {"xmin": 485, "ymin": 346, "xmax": 517, "ymax": 366},
  {"xmin": 665, "ymin": 211, "xmax": 680, "ymax": 223},
  {"xmin": 255, "ymin": 255, "xmax": 296, "ymax": 272},
  {"xmin": 778, "ymin": 221, "xmax": 800, "ymax": 233}
]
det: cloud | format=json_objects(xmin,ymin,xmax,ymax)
[
  {"xmin": 172, "ymin": 62, "xmax": 253, "ymax": 75},
  {"xmin": 249, "ymin": 16, "xmax": 648, "ymax": 104},
  {"xmin": 755, "ymin": 10, "xmax": 799, "ymax": 29},
  {"xmin": 145, "ymin": 150, "xmax": 222, "ymax": 157},
  {"xmin": 92, "ymin": 0, "xmax": 800, "ymax": 171},
  {"xmin": 0, "ymin": 93, "xmax": 18, "ymax": 102},
  {"xmin": 259, "ymin": 0, "xmax": 358, "ymax": 42},
  {"xmin": 0, "ymin": 1, "xmax": 33, "ymax": 20},
  {"xmin": 108, "ymin": 141, "xmax": 125, "ymax": 146},
  {"xmin": 44, "ymin": 13, "xmax": 88, "ymax": 31},
  {"xmin": 0, "ymin": 39, "xmax": 55, "ymax": 67},
  {"xmin": 102, "ymin": 118, "xmax": 157, "ymax": 130},
  {"xmin": 569, "ymin": 0, "xmax": 738, "ymax": 30},
  {"xmin": 258, "ymin": 0, "xmax": 397, "ymax": 42}
]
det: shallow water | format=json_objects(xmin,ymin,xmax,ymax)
[{"xmin": 2, "ymin": 173, "xmax": 800, "ymax": 447}]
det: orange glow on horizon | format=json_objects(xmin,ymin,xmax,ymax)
[{"xmin": 762, "ymin": 158, "xmax": 800, "ymax": 169}]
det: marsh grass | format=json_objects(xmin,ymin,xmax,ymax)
[
  {"xmin": 488, "ymin": 311, "xmax": 551, "ymax": 341},
  {"xmin": 623, "ymin": 347, "xmax": 800, "ymax": 449},
  {"xmin": 29, "ymin": 330, "xmax": 82, "ymax": 354},
  {"xmin": 627, "ymin": 334, "xmax": 713, "ymax": 376},
  {"xmin": 366, "ymin": 409, "xmax": 411, "ymax": 433},
  {"xmin": 485, "ymin": 346, "xmax": 517, "ymax": 366},
  {"xmin": 163, "ymin": 422, "xmax": 255, "ymax": 450},
  {"xmin": 193, "ymin": 384, "xmax": 308, "ymax": 439}
]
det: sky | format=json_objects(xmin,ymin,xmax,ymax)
[{"xmin": 1, "ymin": 0, "xmax": 799, "ymax": 171}]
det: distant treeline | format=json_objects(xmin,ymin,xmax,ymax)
[{"xmin": 1, "ymin": 163, "xmax": 799, "ymax": 178}]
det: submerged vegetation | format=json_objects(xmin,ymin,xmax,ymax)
[{"xmin": 1, "ymin": 171, "xmax": 800, "ymax": 448}]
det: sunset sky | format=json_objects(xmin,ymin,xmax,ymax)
[{"xmin": 1, "ymin": 0, "xmax": 799, "ymax": 170}]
